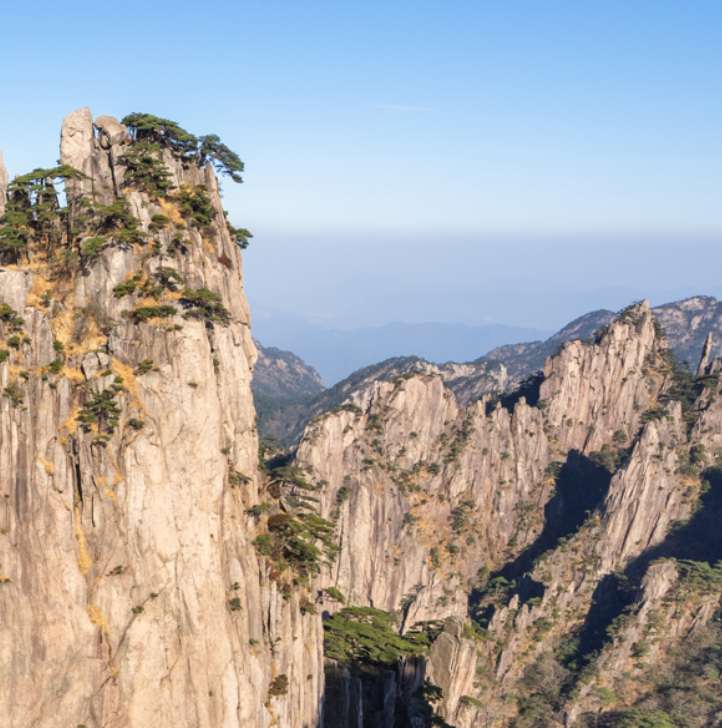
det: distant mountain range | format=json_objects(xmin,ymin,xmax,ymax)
[
  {"xmin": 487, "ymin": 295, "xmax": 722, "ymax": 380},
  {"xmin": 251, "ymin": 313, "xmax": 552, "ymax": 386},
  {"xmin": 253, "ymin": 296, "xmax": 722, "ymax": 445},
  {"xmin": 253, "ymin": 352, "xmax": 509, "ymax": 446}
]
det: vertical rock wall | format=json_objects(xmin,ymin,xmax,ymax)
[
  {"xmin": 290, "ymin": 301, "xmax": 722, "ymax": 727},
  {"xmin": 0, "ymin": 110, "xmax": 323, "ymax": 728}
]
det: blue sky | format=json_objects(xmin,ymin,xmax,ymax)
[{"xmin": 1, "ymin": 1, "xmax": 721, "ymax": 333}]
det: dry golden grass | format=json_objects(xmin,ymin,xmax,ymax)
[
  {"xmin": 86, "ymin": 604, "xmax": 109, "ymax": 633},
  {"xmin": 112, "ymin": 358, "xmax": 146, "ymax": 414},
  {"xmin": 157, "ymin": 196, "xmax": 185, "ymax": 225},
  {"xmin": 25, "ymin": 274, "xmax": 52, "ymax": 308},
  {"xmin": 37, "ymin": 456, "xmax": 54, "ymax": 475},
  {"xmin": 75, "ymin": 506, "xmax": 93, "ymax": 576}
]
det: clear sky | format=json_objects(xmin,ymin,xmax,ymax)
[{"xmin": 1, "ymin": 1, "xmax": 721, "ymax": 332}]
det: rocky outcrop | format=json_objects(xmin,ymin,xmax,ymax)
[
  {"xmin": 653, "ymin": 295, "xmax": 722, "ymax": 365},
  {"xmin": 285, "ymin": 300, "xmax": 722, "ymax": 727},
  {"xmin": 0, "ymin": 110, "xmax": 323, "ymax": 728},
  {"xmin": 295, "ymin": 373, "xmax": 549, "ymax": 626},
  {"xmin": 539, "ymin": 301, "xmax": 664, "ymax": 455},
  {"xmin": 5, "ymin": 111, "xmax": 722, "ymax": 728},
  {"xmin": 485, "ymin": 310, "xmax": 615, "ymax": 381},
  {"xmin": 485, "ymin": 297, "xmax": 722, "ymax": 389}
]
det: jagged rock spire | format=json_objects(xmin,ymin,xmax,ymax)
[
  {"xmin": 59, "ymin": 107, "xmax": 94, "ymax": 170},
  {"xmin": 0, "ymin": 150, "xmax": 7, "ymax": 215},
  {"xmin": 697, "ymin": 331, "xmax": 713, "ymax": 376}
]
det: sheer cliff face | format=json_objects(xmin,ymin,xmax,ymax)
[
  {"xmin": 0, "ymin": 110, "xmax": 322, "ymax": 728},
  {"xmin": 295, "ymin": 305, "xmax": 666, "ymax": 623},
  {"xmin": 296, "ymin": 375, "xmax": 550, "ymax": 623},
  {"xmin": 292, "ymin": 301, "xmax": 722, "ymax": 727}
]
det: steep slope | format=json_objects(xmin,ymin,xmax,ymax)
[
  {"xmin": 0, "ymin": 110, "xmax": 323, "ymax": 728},
  {"xmin": 256, "ymin": 298, "xmax": 722, "ymax": 449},
  {"xmin": 486, "ymin": 309, "xmax": 615, "ymax": 380},
  {"xmin": 653, "ymin": 295, "xmax": 722, "ymax": 365},
  {"xmin": 5, "ymin": 112, "xmax": 722, "ymax": 728},
  {"xmin": 272, "ymin": 301, "xmax": 722, "ymax": 727}
]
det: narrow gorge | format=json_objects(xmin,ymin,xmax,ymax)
[{"xmin": 2, "ymin": 111, "xmax": 722, "ymax": 728}]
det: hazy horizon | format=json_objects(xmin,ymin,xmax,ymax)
[{"xmin": 2, "ymin": 1, "xmax": 720, "ymax": 362}]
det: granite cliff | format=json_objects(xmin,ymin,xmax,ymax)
[
  {"xmin": 278, "ymin": 302, "xmax": 722, "ymax": 727},
  {"xmin": 0, "ymin": 110, "xmax": 323, "ymax": 728}
]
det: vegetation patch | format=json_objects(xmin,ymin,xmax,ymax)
[
  {"xmin": 122, "ymin": 305, "xmax": 178, "ymax": 323},
  {"xmin": 323, "ymin": 607, "xmax": 432, "ymax": 673}
]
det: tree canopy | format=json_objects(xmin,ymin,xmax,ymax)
[{"xmin": 121, "ymin": 113, "xmax": 244, "ymax": 183}]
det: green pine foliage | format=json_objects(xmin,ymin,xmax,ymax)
[
  {"xmin": 0, "ymin": 165, "xmax": 85, "ymax": 263},
  {"xmin": 82, "ymin": 237, "xmax": 104, "ymax": 256},
  {"xmin": 266, "ymin": 512, "xmax": 339, "ymax": 572},
  {"xmin": 323, "ymin": 607, "xmax": 431, "ymax": 672},
  {"xmin": 113, "ymin": 280, "xmax": 138, "ymax": 298},
  {"xmin": 0, "ymin": 303, "xmax": 23, "ymax": 329},
  {"xmin": 79, "ymin": 390, "xmax": 121, "ymax": 435},
  {"xmin": 155, "ymin": 267, "xmax": 185, "ymax": 291},
  {"xmin": 3, "ymin": 385, "xmax": 24, "ymax": 407},
  {"xmin": 149, "ymin": 214, "xmax": 170, "ymax": 230},
  {"xmin": 121, "ymin": 305, "xmax": 178, "ymax": 323},
  {"xmin": 227, "ymin": 224, "xmax": 253, "ymax": 249},
  {"xmin": 95, "ymin": 199, "xmax": 148, "ymax": 246},
  {"xmin": 119, "ymin": 141, "xmax": 174, "ymax": 196},
  {"xmin": 176, "ymin": 185, "xmax": 216, "ymax": 231},
  {"xmin": 0, "ymin": 114, "xmax": 252, "ymax": 266},
  {"xmin": 199, "ymin": 134, "xmax": 244, "ymax": 183},
  {"xmin": 323, "ymin": 587, "xmax": 346, "ymax": 603},
  {"xmin": 47, "ymin": 358, "xmax": 64, "ymax": 375},
  {"xmin": 180, "ymin": 287, "xmax": 230, "ymax": 325},
  {"xmin": 120, "ymin": 114, "xmax": 245, "ymax": 183},
  {"xmin": 121, "ymin": 113, "xmax": 199, "ymax": 156},
  {"xmin": 136, "ymin": 359, "xmax": 154, "ymax": 375}
]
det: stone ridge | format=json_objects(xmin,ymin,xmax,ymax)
[
  {"xmin": 5, "ymin": 111, "xmax": 722, "ymax": 728},
  {"xmin": 286, "ymin": 300, "xmax": 722, "ymax": 727},
  {"xmin": 485, "ymin": 297, "xmax": 722, "ymax": 388},
  {"xmin": 256, "ymin": 354, "xmax": 508, "ymax": 446}
]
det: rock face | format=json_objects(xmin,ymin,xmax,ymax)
[
  {"xmin": 257, "ymin": 354, "xmax": 508, "ymax": 446},
  {"xmin": 0, "ymin": 111, "xmax": 323, "ymax": 728},
  {"xmin": 281, "ymin": 300, "xmax": 722, "ymax": 727},
  {"xmin": 653, "ymin": 295, "xmax": 722, "ymax": 364},
  {"xmin": 486, "ymin": 296, "xmax": 722, "ymax": 387},
  {"xmin": 486, "ymin": 309, "xmax": 616, "ymax": 381}
]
